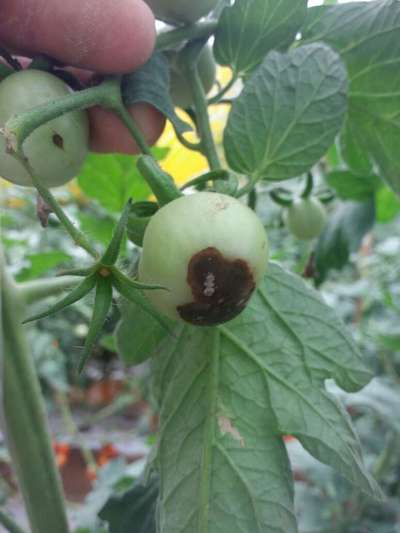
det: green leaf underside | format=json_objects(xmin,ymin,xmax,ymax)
[
  {"xmin": 213, "ymin": 0, "xmax": 307, "ymax": 76},
  {"xmin": 302, "ymin": 0, "xmax": 400, "ymax": 195},
  {"xmin": 315, "ymin": 199, "xmax": 376, "ymax": 284},
  {"xmin": 78, "ymin": 276, "xmax": 113, "ymax": 373},
  {"xmin": 224, "ymin": 43, "xmax": 347, "ymax": 182},
  {"xmin": 121, "ymin": 52, "xmax": 190, "ymax": 135},
  {"xmin": 152, "ymin": 263, "xmax": 380, "ymax": 533}
]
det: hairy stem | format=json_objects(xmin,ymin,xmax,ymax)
[
  {"xmin": 156, "ymin": 22, "xmax": 218, "ymax": 51},
  {"xmin": 0, "ymin": 249, "xmax": 70, "ymax": 533},
  {"xmin": 17, "ymin": 276, "xmax": 79, "ymax": 305}
]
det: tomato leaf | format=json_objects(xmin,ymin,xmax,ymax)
[
  {"xmin": 214, "ymin": 0, "xmax": 307, "ymax": 76},
  {"xmin": 152, "ymin": 263, "xmax": 381, "ymax": 533},
  {"xmin": 77, "ymin": 148, "xmax": 168, "ymax": 214},
  {"xmin": 99, "ymin": 475, "xmax": 158, "ymax": 533},
  {"xmin": 115, "ymin": 299, "xmax": 170, "ymax": 365},
  {"xmin": 121, "ymin": 52, "xmax": 191, "ymax": 135},
  {"xmin": 302, "ymin": 1, "xmax": 400, "ymax": 195},
  {"xmin": 224, "ymin": 44, "xmax": 347, "ymax": 182},
  {"xmin": 315, "ymin": 199, "xmax": 376, "ymax": 284},
  {"xmin": 325, "ymin": 170, "xmax": 381, "ymax": 202}
]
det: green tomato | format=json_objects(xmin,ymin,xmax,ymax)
[
  {"xmin": 285, "ymin": 197, "xmax": 327, "ymax": 240},
  {"xmin": 145, "ymin": 0, "xmax": 218, "ymax": 24},
  {"xmin": 0, "ymin": 69, "xmax": 89, "ymax": 188},
  {"xmin": 139, "ymin": 192, "xmax": 269, "ymax": 326},
  {"xmin": 169, "ymin": 45, "xmax": 216, "ymax": 109}
]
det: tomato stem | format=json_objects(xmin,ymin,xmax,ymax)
[
  {"xmin": 0, "ymin": 248, "xmax": 70, "ymax": 533},
  {"xmin": 181, "ymin": 41, "xmax": 225, "ymax": 185},
  {"xmin": 136, "ymin": 155, "xmax": 182, "ymax": 206},
  {"xmin": 4, "ymin": 78, "xmax": 117, "ymax": 152},
  {"xmin": 301, "ymin": 172, "xmax": 314, "ymax": 198},
  {"xmin": 17, "ymin": 275, "xmax": 80, "ymax": 305},
  {"xmin": 156, "ymin": 22, "xmax": 218, "ymax": 51}
]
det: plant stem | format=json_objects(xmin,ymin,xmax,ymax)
[
  {"xmin": 208, "ymin": 75, "xmax": 237, "ymax": 105},
  {"xmin": 0, "ymin": 509, "xmax": 26, "ymax": 533},
  {"xmin": 111, "ymin": 104, "xmax": 152, "ymax": 155},
  {"xmin": 0, "ymin": 249, "xmax": 70, "ymax": 533},
  {"xmin": 4, "ymin": 79, "xmax": 117, "ymax": 151},
  {"xmin": 55, "ymin": 390, "xmax": 98, "ymax": 474},
  {"xmin": 23, "ymin": 162, "xmax": 97, "ymax": 257},
  {"xmin": 156, "ymin": 22, "xmax": 218, "ymax": 51},
  {"xmin": 16, "ymin": 275, "xmax": 79, "ymax": 305}
]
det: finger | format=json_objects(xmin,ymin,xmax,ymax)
[
  {"xmin": 0, "ymin": 0, "xmax": 156, "ymax": 73},
  {"xmin": 88, "ymin": 104, "xmax": 166, "ymax": 154}
]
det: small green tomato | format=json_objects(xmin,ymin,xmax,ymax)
[
  {"xmin": 0, "ymin": 69, "xmax": 89, "ymax": 188},
  {"xmin": 139, "ymin": 192, "xmax": 269, "ymax": 326},
  {"xmin": 285, "ymin": 197, "xmax": 327, "ymax": 240},
  {"xmin": 145, "ymin": 0, "xmax": 218, "ymax": 24},
  {"xmin": 169, "ymin": 45, "xmax": 216, "ymax": 109}
]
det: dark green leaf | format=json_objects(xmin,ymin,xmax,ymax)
[
  {"xmin": 99, "ymin": 475, "xmax": 158, "ymax": 533},
  {"xmin": 23, "ymin": 274, "xmax": 96, "ymax": 324},
  {"xmin": 122, "ymin": 52, "xmax": 190, "ymax": 135},
  {"xmin": 152, "ymin": 264, "xmax": 380, "ymax": 533},
  {"xmin": 376, "ymin": 186, "xmax": 400, "ymax": 223},
  {"xmin": 77, "ymin": 148, "xmax": 169, "ymax": 213},
  {"xmin": 78, "ymin": 213, "xmax": 116, "ymax": 249},
  {"xmin": 78, "ymin": 276, "xmax": 113, "ymax": 373},
  {"xmin": 325, "ymin": 170, "xmax": 381, "ymax": 201},
  {"xmin": 302, "ymin": 1, "xmax": 400, "ymax": 195},
  {"xmin": 224, "ymin": 44, "xmax": 348, "ymax": 182},
  {"xmin": 115, "ymin": 299, "xmax": 169, "ymax": 365},
  {"xmin": 213, "ymin": 0, "xmax": 307, "ymax": 76},
  {"xmin": 315, "ymin": 199, "xmax": 375, "ymax": 284},
  {"xmin": 16, "ymin": 251, "xmax": 71, "ymax": 282}
]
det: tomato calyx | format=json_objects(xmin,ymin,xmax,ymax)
[{"xmin": 177, "ymin": 246, "xmax": 256, "ymax": 326}]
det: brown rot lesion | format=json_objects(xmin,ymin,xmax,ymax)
[
  {"xmin": 52, "ymin": 133, "xmax": 64, "ymax": 149},
  {"xmin": 177, "ymin": 247, "xmax": 256, "ymax": 326}
]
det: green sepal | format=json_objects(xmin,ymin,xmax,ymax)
[
  {"xmin": 127, "ymin": 201, "xmax": 158, "ymax": 247},
  {"xmin": 56, "ymin": 266, "xmax": 95, "ymax": 277},
  {"xmin": 101, "ymin": 200, "xmax": 132, "ymax": 266},
  {"xmin": 270, "ymin": 189, "xmax": 293, "ymax": 207},
  {"xmin": 0, "ymin": 63, "xmax": 13, "ymax": 82},
  {"xmin": 111, "ymin": 268, "xmax": 167, "ymax": 292},
  {"xmin": 77, "ymin": 276, "xmax": 113, "ymax": 374},
  {"xmin": 111, "ymin": 270, "xmax": 172, "ymax": 333},
  {"xmin": 137, "ymin": 155, "xmax": 182, "ymax": 207},
  {"xmin": 180, "ymin": 169, "xmax": 230, "ymax": 191},
  {"xmin": 22, "ymin": 274, "xmax": 97, "ymax": 324}
]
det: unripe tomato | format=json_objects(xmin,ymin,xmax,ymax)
[
  {"xmin": 145, "ymin": 0, "xmax": 218, "ymax": 24},
  {"xmin": 139, "ymin": 192, "xmax": 269, "ymax": 326},
  {"xmin": 285, "ymin": 197, "xmax": 327, "ymax": 240},
  {"xmin": 0, "ymin": 69, "xmax": 89, "ymax": 188},
  {"xmin": 169, "ymin": 46, "xmax": 216, "ymax": 109}
]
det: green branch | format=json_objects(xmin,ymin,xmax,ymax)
[
  {"xmin": 17, "ymin": 275, "xmax": 79, "ymax": 305},
  {"xmin": 156, "ymin": 22, "xmax": 218, "ymax": 51},
  {"xmin": 0, "ymin": 249, "xmax": 70, "ymax": 533}
]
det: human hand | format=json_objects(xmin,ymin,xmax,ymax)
[{"xmin": 0, "ymin": 0, "xmax": 165, "ymax": 154}]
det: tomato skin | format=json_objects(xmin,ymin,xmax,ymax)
[
  {"xmin": 145, "ymin": 0, "xmax": 218, "ymax": 24},
  {"xmin": 0, "ymin": 69, "xmax": 89, "ymax": 188},
  {"xmin": 285, "ymin": 198, "xmax": 327, "ymax": 240},
  {"xmin": 169, "ymin": 46, "xmax": 216, "ymax": 109},
  {"xmin": 139, "ymin": 192, "xmax": 269, "ymax": 325}
]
